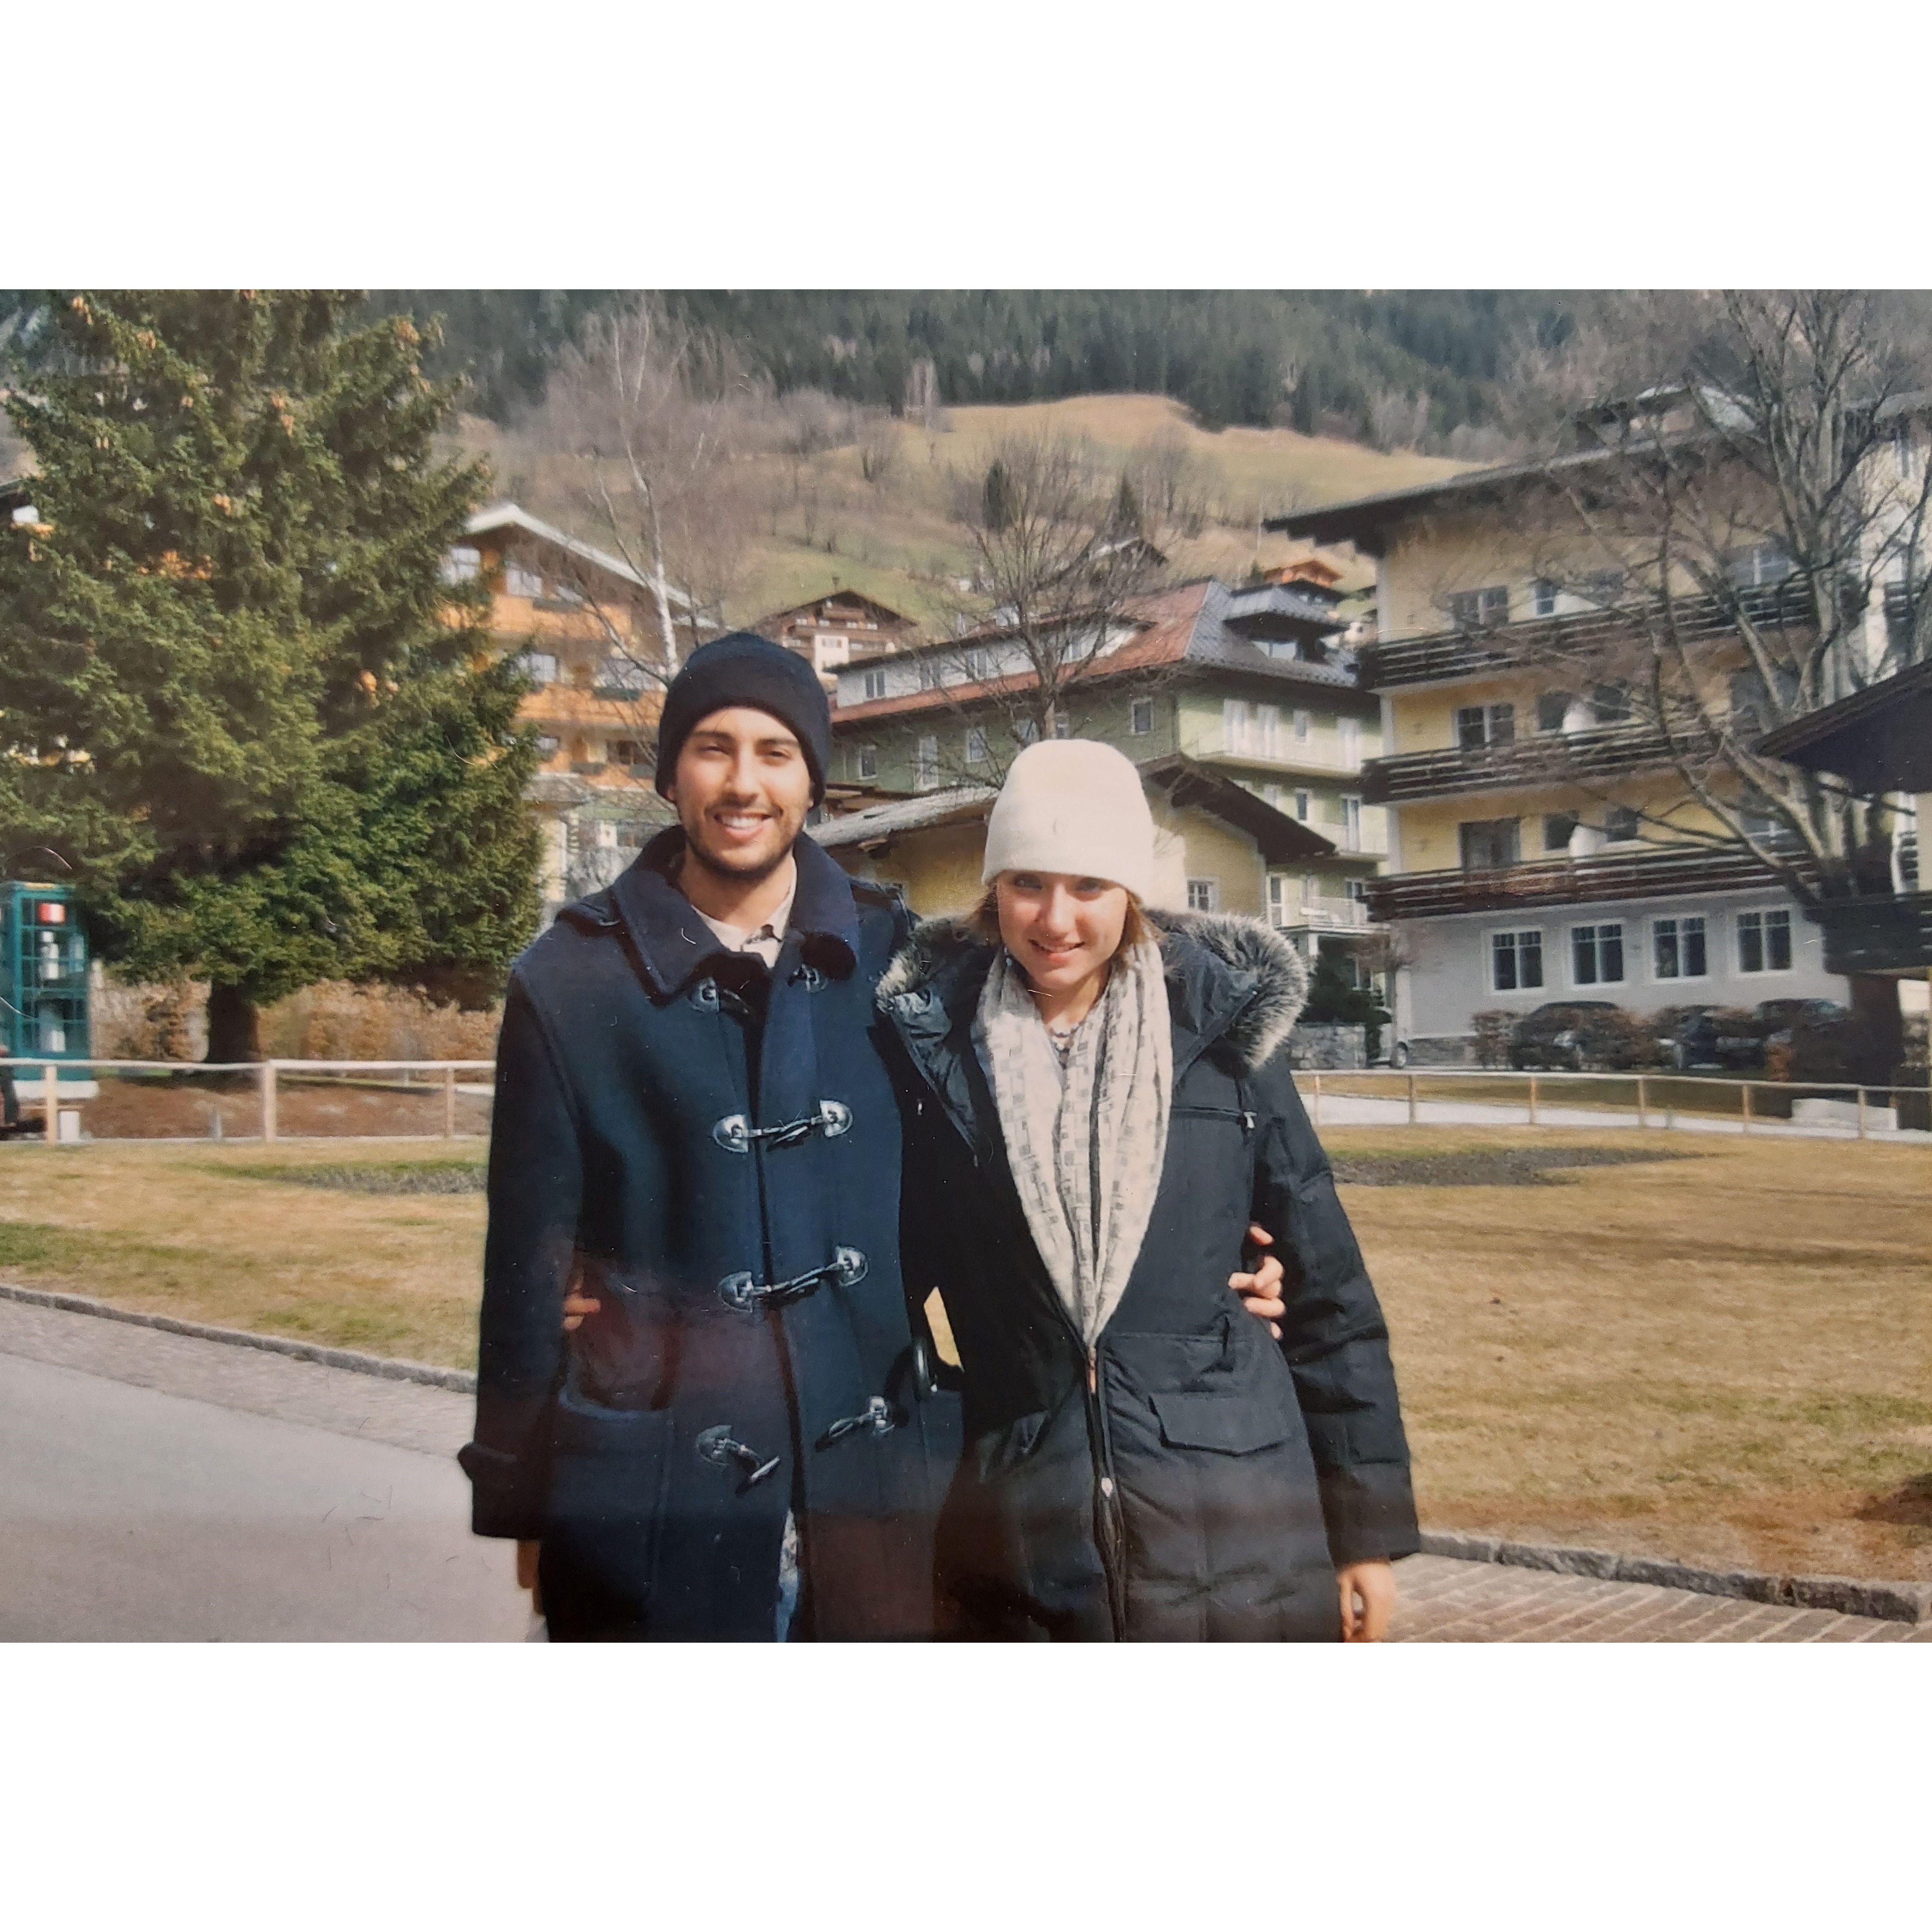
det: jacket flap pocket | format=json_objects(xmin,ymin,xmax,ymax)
[
  {"xmin": 552, "ymin": 1386, "xmax": 674, "ymax": 1458},
  {"xmin": 1150, "ymin": 1391, "xmax": 1291, "ymax": 1455}
]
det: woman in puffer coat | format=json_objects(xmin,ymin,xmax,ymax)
[{"xmin": 879, "ymin": 740, "xmax": 1418, "ymax": 1642}]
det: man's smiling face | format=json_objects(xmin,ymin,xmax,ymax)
[{"xmin": 666, "ymin": 706, "xmax": 814, "ymax": 883}]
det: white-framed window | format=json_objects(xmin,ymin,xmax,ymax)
[
  {"xmin": 1652, "ymin": 914, "xmax": 1708, "ymax": 981},
  {"xmin": 600, "ymin": 654, "xmax": 649, "ymax": 693},
  {"xmin": 965, "ymin": 726, "xmax": 989, "ymax": 765},
  {"xmin": 1727, "ymin": 540, "xmax": 1793, "ymax": 590},
  {"xmin": 1340, "ymin": 794, "xmax": 1363, "ymax": 851},
  {"xmin": 535, "ymin": 735, "xmax": 560, "ymax": 758},
  {"xmin": 1543, "ymin": 812, "xmax": 1579, "ymax": 854},
  {"xmin": 1447, "ymin": 585, "xmax": 1509, "ymax": 629},
  {"xmin": 861, "ymin": 668, "xmax": 888, "ymax": 701},
  {"xmin": 917, "ymin": 658, "xmax": 943, "ymax": 691},
  {"xmin": 505, "ymin": 560, "xmax": 545, "ymax": 599},
  {"xmin": 856, "ymin": 743, "xmax": 878, "ymax": 781},
  {"xmin": 1737, "ymin": 907, "xmax": 1793, "ymax": 973},
  {"xmin": 1053, "ymin": 715, "xmax": 1072, "ymax": 740},
  {"xmin": 513, "ymin": 650, "xmax": 558, "ymax": 686},
  {"xmin": 1261, "ymin": 782, "xmax": 1284, "ymax": 809},
  {"xmin": 442, "ymin": 544, "xmax": 482, "ymax": 585},
  {"xmin": 1455, "ymin": 702, "xmax": 1516, "ymax": 749},
  {"xmin": 1570, "ymin": 920, "xmax": 1626, "ymax": 986},
  {"xmin": 1294, "ymin": 789, "xmax": 1311, "ymax": 820},
  {"xmin": 1266, "ymin": 873, "xmax": 1293, "ymax": 928},
  {"xmin": 1536, "ymin": 690, "xmax": 1576, "ymax": 733},
  {"xmin": 1292, "ymin": 708, "xmax": 1311, "ymax": 742},
  {"xmin": 1338, "ymin": 717, "xmax": 1362, "ymax": 765},
  {"xmin": 913, "ymin": 735, "xmax": 939, "ymax": 790},
  {"xmin": 1604, "ymin": 805, "xmax": 1641, "ymax": 843},
  {"xmin": 595, "ymin": 819, "xmax": 619, "ymax": 850},
  {"xmin": 1531, "ymin": 577, "xmax": 1559, "ymax": 618},
  {"xmin": 1186, "ymin": 878, "xmax": 1219, "ymax": 913},
  {"xmin": 1344, "ymin": 877, "xmax": 1370, "ymax": 903},
  {"xmin": 1490, "ymin": 928, "xmax": 1544, "ymax": 992},
  {"xmin": 1016, "ymin": 718, "xmax": 1039, "ymax": 745},
  {"xmin": 1129, "ymin": 698, "xmax": 1154, "ymax": 736}
]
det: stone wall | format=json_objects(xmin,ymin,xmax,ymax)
[{"xmin": 1287, "ymin": 1021, "xmax": 1367, "ymax": 1070}]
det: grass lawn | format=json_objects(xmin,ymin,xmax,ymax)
[{"xmin": 1, "ymin": 1126, "xmax": 1927, "ymax": 1581}]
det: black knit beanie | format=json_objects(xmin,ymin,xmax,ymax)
[{"xmin": 654, "ymin": 631, "xmax": 831, "ymax": 804}]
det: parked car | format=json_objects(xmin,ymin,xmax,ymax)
[
  {"xmin": 1506, "ymin": 1001, "xmax": 1622, "ymax": 1070},
  {"xmin": 1651, "ymin": 1003, "xmax": 1722, "ymax": 1070}
]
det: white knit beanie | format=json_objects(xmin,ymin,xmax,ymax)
[{"xmin": 981, "ymin": 739, "xmax": 1155, "ymax": 898}]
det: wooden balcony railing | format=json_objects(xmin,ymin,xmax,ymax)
[
  {"xmin": 1361, "ymin": 585, "xmax": 1815, "ymax": 691},
  {"xmin": 1809, "ymin": 893, "xmax": 1932, "ymax": 976},
  {"xmin": 1365, "ymin": 842, "xmax": 1789, "ymax": 920},
  {"xmin": 1361, "ymin": 724, "xmax": 1678, "ymax": 803}
]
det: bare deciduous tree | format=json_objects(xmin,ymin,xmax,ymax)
[
  {"xmin": 912, "ymin": 432, "xmax": 1182, "ymax": 787},
  {"xmin": 1497, "ymin": 290, "xmax": 1932, "ymax": 1069}
]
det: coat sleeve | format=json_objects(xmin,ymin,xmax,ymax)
[
  {"xmin": 1249, "ymin": 1058, "xmax": 1419, "ymax": 1567},
  {"xmin": 457, "ymin": 969, "xmax": 583, "ymax": 1540}
]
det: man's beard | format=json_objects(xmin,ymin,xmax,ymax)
[{"xmin": 679, "ymin": 818, "xmax": 796, "ymax": 884}]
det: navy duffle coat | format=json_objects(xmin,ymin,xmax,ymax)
[{"xmin": 460, "ymin": 829, "xmax": 958, "ymax": 1640}]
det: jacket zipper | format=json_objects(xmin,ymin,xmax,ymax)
[{"xmin": 1083, "ymin": 1337, "xmax": 1128, "ymax": 1641}]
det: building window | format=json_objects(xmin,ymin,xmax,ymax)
[
  {"xmin": 1459, "ymin": 817, "xmax": 1521, "ymax": 870},
  {"xmin": 1571, "ymin": 921, "xmax": 1626, "ymax": 986},
  {"xmin": 1537, "ymin": 690, "xmax": 1576, "ymax": 733},
  {"xmin": 505, "ymin": 560, "xmax": 545, "ymax": 599},
  {"xmin": 1491, "ymin": 929, "xmax": 1544, "ymax": 992},
  {"xmin": 1340, "ymin": 795, "xmax": 1363, "ymax": 851},
  {"xmin": 857, "ymin": 743, "xmax": 878, "ymax": 781},
  {"xmin": 1455, "ymin": 702, "xmax": 1516, "ymax": 749},
  {"xmin": 1653, "ymin": 915, "xmax": 1707, "ymax": 980},
  {"xmin": 1338, "ymin": 718, "xmax": 1362, "ymax": 765},
  {"xmin": 1447, "ymin": 585, "xmax": 1509, "ymax": 629},
  {"xmin": 1737, "ymin": 907, "xmax": 1793, "ymax": 973},
  {"xmin": 610, "ymin": 740, "xmax": 646, "ymax": 768},
  {"xmin": 1292, "ymin": 708, "xmax": 1311, "ymax": 742},
  {"xmin": 1053, "ymin": 715, "xmax": 1072, "ymax": 740},
  {"xmin": 1344, "ymin": 877, "xmax": 1370, "ymax": 903},
  {"xmin": 861, "ymin": 668, "xmax": 888, "ymax": 701},
  {"xmin": 600, "ymin": 654, "xmax": 649, "ymax": 694},
  {"xmin": 917, "ymin": 658, "xmax": 943, "ymax": 691},
  {"xmin": 1604, "ymin": 805, "xmax": 1641, "ymax": 843},
  {"xmin": 965, "ymin": 726, "xmax": 989, "ymax": 765},
  {"xmin": 1727, "ymin": 540, "xmax": 1793, "ymax": 590},
  {"xmin": 912, "ymin": 735, "xmax": 940, "ymax": 790},
  {"xmin": 1543, "ymin": 812, "xmax": 1579, "ymax": 854},
  {"xmin": 442, "ymin": 544, "xmax": 482, "ymax": 585},
  {"xmin": 1293, "ymin": 789, "xmax": 1311, "ymax": 820},
  {"xmin": 1261, "ymin": 782, "xmax": 1283, "ymax": 809},
  {"xmin": 535, "ymin": 735, "xmax": 560, "ymax": 758},
  {"xmin": 1531, "ymin": 577, "xmax": 1559, "ymax": 618},
  {"xmin": 513, "ymin": 650, "xmax": 558, "ymax": 686},
  {"xmin": 1129, "ymin": 698, "xmax": 1154, "ymax": 735},
  {"xmin": 1186, "ymin": 879, "xmax": 1219, "ymax": 913},
  {"xmin": 1015, "ymin": 718, "xmax": 1039, "ymax": 745},
  {"xmin": 1266, "ymin": 874, "xmax": 1293, "ymax": 928},
  {"xmin": 1592, "ymin": 682, "xmax": 1633, "ymax": 725},
  {"xmin": 1583, "ymin": 568, "xmax": 1625, "ymax": 607}
]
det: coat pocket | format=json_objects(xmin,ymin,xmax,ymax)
[
  {"xmin": 1149, "ymin": 1391, "xmax": 1292, "ymax": 1456},
  {"xmin": 543, "ymin": 1389, "xmax": 676, "ymax": 1625}
]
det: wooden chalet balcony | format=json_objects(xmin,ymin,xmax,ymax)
[
  {"xmin": 1361, "ymin": 585, "xmax": 1814, "ymax": 691},
  {"xmin": 1361, "ymin": 723, "xmax": 1676, "ymax": 804},
  {"xmin": 1809, "ymin": 893, "xmax": 1932, "ymax": 976},
  {"xmin": 1365, "ymin": 841, "xmax": 1787, "ymax": 920}
]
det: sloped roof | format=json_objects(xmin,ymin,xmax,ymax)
[
  {"xmin": 466, "ymin": 501, "xmax": 693, "ymax": 610},
  {"xmin": 1756, "ymin": 658, "xmax": 1932, "ymax": 794},
  {"xmin": 809, "ymin": 785, "xmax": 998, "ymax": 849},
  {"xmin": 754, "ymin": 589, "xmax": 916, "ymax": 631}
]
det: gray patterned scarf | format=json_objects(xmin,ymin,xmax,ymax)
[{"xmin": 974, "ymin": 940, "xmax": 1173, "ymax": 1344}]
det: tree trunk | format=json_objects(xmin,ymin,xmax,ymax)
[
  {"xmin": 205, "ymin": 984, "xmax": 262, "ymax": 1064},
  {"xmin": 1843, "ymin": 972, "xmax": 1905, "ymax": 1089}
]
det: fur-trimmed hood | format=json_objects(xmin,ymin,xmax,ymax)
[{"xmin": 876, "ymin": 906, "xmax": 1307, "ymax": 1073}]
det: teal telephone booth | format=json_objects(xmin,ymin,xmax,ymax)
[{"xmin": 1, "ymin": 882, "xmax": 94, "ymax": 1095}]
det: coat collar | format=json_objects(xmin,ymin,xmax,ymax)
[{"xmin": 607, "ymin": 826, "xmax": 861, "ymax": 996}]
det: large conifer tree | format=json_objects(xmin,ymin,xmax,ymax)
[{"xmin": 0, "ymin": 291, "xmax": 541, "ymax": 1058}]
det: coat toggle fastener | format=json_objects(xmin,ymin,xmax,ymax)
[
  {"xmin": 711, "ymin": 1100, "xmax": 853, "ymax": 1153},
  {"xmin": 817, "ymin": 1394, "xmax": 901, "ymax": 1448},
  {"xmin": 717, "ymin": 1245, "xmax": 868, "ymax": 1314},
  {"xmin": 694, "ymin": 1424, "xmax": 783, "ymax": 1494}
]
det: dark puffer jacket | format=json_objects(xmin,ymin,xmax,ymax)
[{"xmin": 880, "ymin": 910, "xmax": 1417, "ymax": 1642}]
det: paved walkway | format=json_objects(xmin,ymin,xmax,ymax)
[
  {"xmin": 1390, "ymin": 1552, "xmax": 1929, "ymax": 1641},
  {"xmin": 1304, "ymin": 1091, "xmax": 1931, "ymax": 1143},
  {"xmin": 3, "ymin": 1295, "xmax": 1926, "ymax": 1642},
  {"xmin": 0, "ymin": 1296, "xmax": 522, "ymax": 1641}
]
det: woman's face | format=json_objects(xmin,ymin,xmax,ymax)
[{"xmin": 995, "ymin": 871, "xmax": 1130, "ymax": 998}]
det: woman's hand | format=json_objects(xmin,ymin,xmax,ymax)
[
  {"xmin": 561, "ymin": 1287, "xmax": 601, "ymax": 1333},
  {"xmin": 1230, "ymin": 1223, "xmax": 1286, "ymax": 1337},
  {"xmin": 1337, "ymin": 1561, "xmax": 1395, "ymax": 1642}
]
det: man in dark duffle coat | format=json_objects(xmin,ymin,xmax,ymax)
[{"xmin": 460, "ymin": 633, "xmax": 960, "ymax": 1641}]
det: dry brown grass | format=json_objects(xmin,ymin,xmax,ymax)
[
  {"xmin": 3, "ymin": 1126, "xmax": 1926, "ymax": 1581},
  {"xmin": 1334, "ymin": 1127, "xmax": 1932, "ymax": 1582}
]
